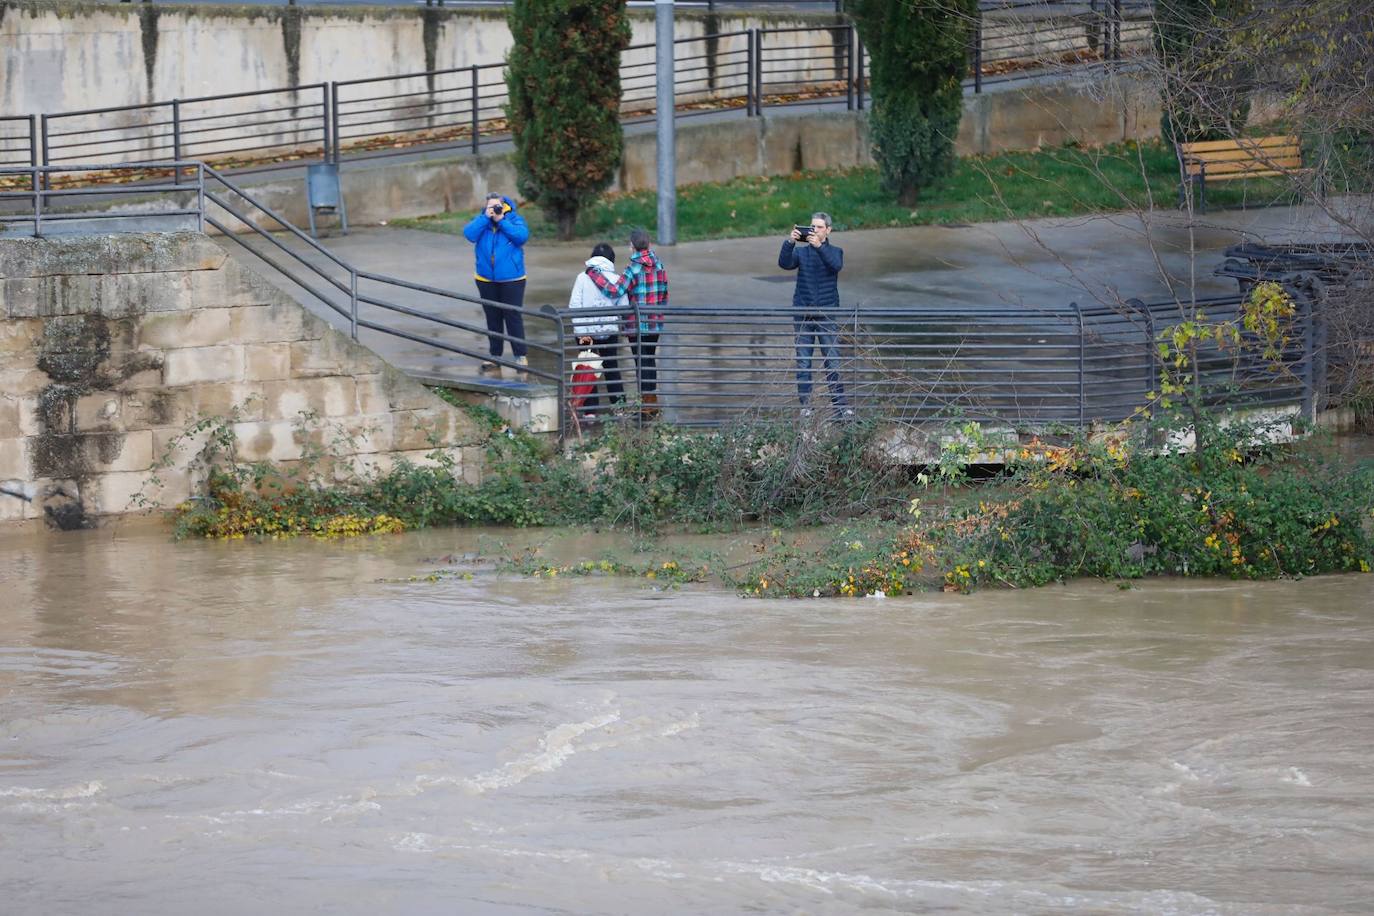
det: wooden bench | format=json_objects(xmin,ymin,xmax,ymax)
[{"xmin": 1176, "ymin": 135, "xmax": 1309, "ymax": 211}]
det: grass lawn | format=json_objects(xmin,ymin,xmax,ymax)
[{"xmin": 393, "ymin": 140, "xmax": 1303, "ymax": 244}]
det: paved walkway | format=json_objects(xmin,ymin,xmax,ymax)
[{"xmin": 229, "ymin": 200, "xmax": 1358, "ymax": 387}]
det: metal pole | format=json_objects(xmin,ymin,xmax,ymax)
[
  {"xmin": 856, "ymin": 37, "xmax": 865, "ymax": 110},
  {"xmin": 171, "ymin": 99, "xmax": 182, "ymax": 185},
  {"xmin": 845, "ymin": 25, "xmax": 855, "ymax": 111},
  {"xmin": 349, "ymin": 268, "xmax": 359, "ymax": 341},
  {"xmin": 655, "ymin": 0, "xmax": 676, "ymax": 246},
  {"xmin": 746, "ymin": 29, "xmax": 755, "ymax": 117},
  {"xmin": 39, "ymin": 114, "xmax": 50, "ymax": 191},
  {"xmin": 196, "ymin": 162, "xmax": 205, "ymax": 234},
  {"xmin": 320, "ymin": 83, "xmax": 331, "ymax": 163},
  {"xmin": 973, "ymin": 21, "xmax": 983, "ymax": 94},
  {"xmin": 27, "ymin": 114, "xmax": 38, "ymax": 168},
  {"xmin": 1072, "ymin": 301, "xmax": 1086, "ymax": 427},
  {"xmin": 31, "ymin": 164, "xmax": 41, "ymax": 238},
  {"xmin": 471, "ymin": 66, "xmax": 480, "ymax": 155},
  {"xmin": 330, "ymin": 82, "xmax": 341, "ymax": 163}
]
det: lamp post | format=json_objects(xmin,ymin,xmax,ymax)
[{"xmin": 655, "ymin": 0, "xmax": 676, "ymax": 245}]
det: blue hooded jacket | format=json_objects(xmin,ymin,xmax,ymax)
[
  {"xmin": 462, "ymin": 196, "xmax": 530, "ymax": 282},
  {"xmin": 779, "ymin": 238, "xmax": 843, "ymax": 312}
]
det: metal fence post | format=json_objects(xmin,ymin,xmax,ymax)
[
  {"xmin": 330, "ymin": 82, "xmax": 341, "ymax": 163},
  {"xmin": 1072, "ymin": 301, "xmax": 1086, "ymax": 427},
  {"xmin": 1111, "ymin": 0, "xmax": 1122, "ymax": 65},
  {"xmin": 845, "ymin": 25, "xmax": 855, "ymax": 111},
  {"xmin": 27, "ymin": 114, "xmax": 38, "ymax": 168},
  {"xmin": 856, "ymin": 38, "xmax": 865, "ymax": 110},
  {"xmin": 39, "ymin": 114, "xmax": 50, "ymax": 191},
  {"xmin": 633, "ymin": 301, "xmax": 645, "ymax": 429},
  {"xmin": 746, "ymin": 29, "xmax": 756, "ymax": 116},
  {"xmin": 320, "ymin": 83, "xmax": 331, "ymax": 163},
  {"xmin": 755, "ymin": 29, "xmax": 765, "ymax": 113},
  {"xmin": 973, "ymin": 20, "xmax": 983, "ymax": 94},
  {"xmin": 31, "ymin": 163, "xmax": 42, "ymax": 238},
  {"xmin": 349, "ymin": 268, "xmax": 359, "ymax": 341},
  {"xmin": 470, "ymin": 66, "xmax": 480, "ymax": 154},
  {"xmin": 171, "ymin": 99, "xmax": 182, "ymax": 185},
  {"xmin": 196, "ymin": 163, "xmax": 206, "ymax": 233}
]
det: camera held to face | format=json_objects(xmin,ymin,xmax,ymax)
[{"xmin": 794, "ymin": 224, "xmax": 814, "ymax": 240}]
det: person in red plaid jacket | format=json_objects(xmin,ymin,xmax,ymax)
[{"xmin": 586, "ymin": 228, "xmax": 667, "ymax": 415}]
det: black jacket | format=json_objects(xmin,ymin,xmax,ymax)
[{"xmin": 779, "ymin": 239, "xmax": 843, "ymax": 312}]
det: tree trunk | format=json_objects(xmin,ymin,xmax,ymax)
[
  {"xmin": 897, "ymin": 185, "xmax": 920, "ymax": 207},
  {"xmin": 556, "ymin": 208, "xmax": 577, "ymax": 242}
]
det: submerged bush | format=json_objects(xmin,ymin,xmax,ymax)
[{"xmin": 160, "ymin": 408, "xmax": 913, "ymax": 540}]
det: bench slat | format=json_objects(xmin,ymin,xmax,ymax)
[
  {"xmin": 1186, "ymin": 147, "xmax": 1301, "ymax": 164},
  {"xmin": 1186, "ymin": 157, "xmax": 1302, "ymax": 174},
  {"xmin": 1180, "ymin": 135, "xmax": 1298, "ymax": 154}
]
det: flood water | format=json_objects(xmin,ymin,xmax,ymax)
[{"xmin": 3, "ymin": 525, "xmax": 1372, "ymax": 914}]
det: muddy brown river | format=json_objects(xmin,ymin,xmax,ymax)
[{"xmin": 2, "ymin": 524, "xmax": 1372, "ymax": 914}]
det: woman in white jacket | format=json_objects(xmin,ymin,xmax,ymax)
[{"xmin": 569, "ymin": 243, "xmax": 627, "ymax": 414}]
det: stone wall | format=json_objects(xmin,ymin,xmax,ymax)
[{"xmin": 0, "ymin": 231, "xmax": 485, "ymax": 527}]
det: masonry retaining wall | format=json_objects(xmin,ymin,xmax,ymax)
[{"xmin": 0, "ymin": 231, "xmax": 486, "ymax": 527}]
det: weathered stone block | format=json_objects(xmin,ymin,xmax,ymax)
[
  {"xmin": 261, "ymin": 376, "xmax": 358, "ymax": 420},
  {"xmin": 243, "ymin": 342, "xmax": 292, "ymax": 380},
  {"xmin": 391, "ymin": 408, "xmax": 456, "ymax": 451},
  {"xmin": 74, "ymin": 393, "xmax": 122, "ymax": 431},
  {"xmin": 231, "ymin": 419, "xmax": 306, "ymax": 462},
  {"xmin": 0, "ymin": 398, "xmax": 22, "ymax": 439},
  {"xmin": 460, "ymin": 446, "xmax": 484, "ymax": 486},
  {"xmin": 88, "ymin": 428, "xmax": 154, "ymax": 473},
  {"xmin": 0, "ymin": 318, "xmax": 42, "ymax": 359},
  {"xmin": 91, "ymin": 467, "xmax": 188, "ymax": 516},
  {"xmin": 0, "ymin": 232, "xmax": 225, "ymax": 281},
  {"xmin": 187, "ymin": 260, "xmax": 276, "ymax": 309},
  {"xmin": 123, "ymin": 387, "xmax": 197, "ymax": 430},
  {"xmin": 289, "ymin": 334, "xmax": 373, "ymax": 379},
  {"xmin": 163, "ymin": 345, "xmax": 243, "ymax": 385},
  {"xmin": 230, "ymin": 303, "xmax": 318, "ymax": 344},
  {"xmin": 137, "ymin": 308, "xmax": 233, "ymax": 349},
  {"xmin": 190, "ymin": 381, "xmax": 265, "ymax": 423},
  {"xmin": 0, "ymin": 437, "xmax": 28, "ymax": 479},
  {"xmin": 336, "ymin": 414, "xmax": 393, "ymax": 455}
]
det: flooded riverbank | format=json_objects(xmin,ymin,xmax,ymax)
[{"xmin": 3, "ymin": 525, "xmax": 1372, "ymax": 914}]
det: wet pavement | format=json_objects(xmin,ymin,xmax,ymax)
[{"xmin": 243, "ymin": 201, "xmax": 1358, "ymax": 384}]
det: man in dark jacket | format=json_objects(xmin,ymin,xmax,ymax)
[{"xmin": 779, "ymin": 211, "xmax": 850, "ymax": 414}]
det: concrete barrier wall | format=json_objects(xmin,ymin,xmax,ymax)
[
  {"xmin": 0, "ymin": 231, "xmax": 487, "ymax": 526},
  {"xmin": 229, "ymin": 79, "xmax": 1163, "ymax": 228}
]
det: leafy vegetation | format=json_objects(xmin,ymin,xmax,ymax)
[{"xmin": 394, "ymin": 141, "xmax": 1299, "ymax": 244}]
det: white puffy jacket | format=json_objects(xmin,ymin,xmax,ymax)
[{"xmin": 569, "ymin": 256, "xmax": 627, "ymax": 337}]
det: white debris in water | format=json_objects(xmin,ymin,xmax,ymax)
[
  {"xmin": 866, "ymin": 591, "xmax": 886, "ymax": 600},
  {"xmin": 1283, "ymin": 767, "xmax": 1312, "ymax": 787},
  {"xmin": 0, "ymin": 780, "xmax": 103, "ymax": 800}
]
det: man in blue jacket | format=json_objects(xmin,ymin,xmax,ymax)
[
  {"xmin": 779, "ymin": 212, "xmax": 850, "ymax": 415},
  {"xmin": 463, "ymin": 192, "xmax": 530, "ymax": 377}
]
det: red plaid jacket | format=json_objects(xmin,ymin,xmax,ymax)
[{"xmin": 587, "ymin": 248, "xmax": 667, "ymax": 334}]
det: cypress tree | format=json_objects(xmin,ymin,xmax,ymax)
[
  {"xmin": 850, "ymin": 0, "xmax": 978, "ymax": 206},
  {"xmin": 506, "ymin": 0, "xmax": 631, "ymax": 240}
]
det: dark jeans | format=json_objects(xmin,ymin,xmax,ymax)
[
  {"xmin": 794, "ymin": 314, "xmax": 848, "ymax": 408},
  {"xmin": 631, "ymin": 332, "xmax": 660, "ymax": 394},
  {"xmin": 582, "ymin": 335, "xmax": 623, "ymax": 411},
  {"xmin": 475, "ymin": 278, "xmax": 528, "ymax": 358}
]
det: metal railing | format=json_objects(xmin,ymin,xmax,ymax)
[
  {"xmin": 0, "ymin": 162, "xmax": 565, "ymax": 399},
  {"xmin": 553, "ymin": 295, "xmax": 1317, "ymax": 431},
  {"xmin": 5, "ymin": 6, "xmax": 1152, "ymax": 175},
  {"xmin": 0, "ymin": 160, "xmax": 1316, "ymax": 438}
]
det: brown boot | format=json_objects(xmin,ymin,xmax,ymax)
[{"xmin": 640, "ymin": 393, "xmax": 660, "ymax": 420}]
